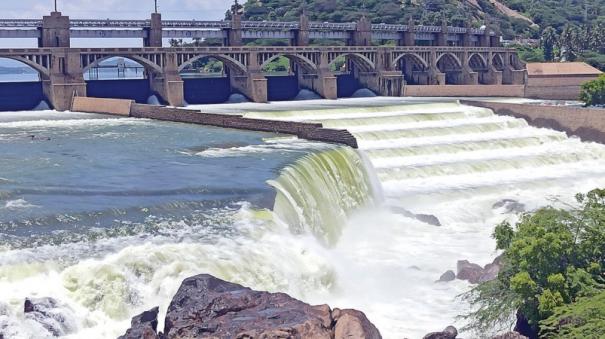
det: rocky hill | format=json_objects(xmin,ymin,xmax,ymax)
[{"xmin": 235, "ymin": 0, "xmax": 605, "ymax": 39}]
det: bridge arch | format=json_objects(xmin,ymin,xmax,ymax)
[
  {"xmin": 394, "ymin": 53, "xmax": 430, "ymax": 85},
  {"xmin": 491, "ymin": 54, "xmax": 505, "ymax": 71},
  {"xmin": 178, "ymin": 54, "xmax": 247, "ymax": 74},
  {"xmin": 468, "ymin": 53, "xmax": 490, "ymax": 84},
  {"xmin": 0, "ymin": 57, "xmax": 49, "ymax": 111},
  {"xmin": 329, "ymin": 53, "xmax": 375, "ymax": 72},
  {"xmin": 82, "ymin": 55, "xmax": 163, "ymax": 76},
  {"xmin": 0, "ymin": 56, "xmax": 49, "ymax": 80},
  {"xmin": 392, "ymin": 53, "xmax": 429, "ymax": 69},
  {"xmin": 468, "ymin": 53, "xmax": 487, "ymax": 69},
  {"xmin": 436, "ymin": 53, "xmax": 463, "ymax": 85},
  {"xmin": 260, "ymin": 54, "xmax": 318, "ymax": 74}
]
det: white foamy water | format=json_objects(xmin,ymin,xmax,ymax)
[
  {"xmin": 239, "ymin": 100, "xmax": 605, "ymax": 338},
  {"xmin": 3, "ymin": 99, "xmax": 605, "ymax": 339}
]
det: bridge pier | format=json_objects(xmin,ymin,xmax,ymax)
[
  {"xmin": 298, "ymin": 72, "xmax": 337, "ymax": 99},
  {"xmin": 230, "ymin": 72, "xmax": 267, "ymax": 102},
  {"xmin": 44, "ymin": 49, "xmax": 86, "ymax": 111},
  {"xmin": 38, "ymin": 12, "xmax": 70, "ymax": 47},
  {"xmin": 144, "ymin": 13, "xmax": 163, "ymax": 47},
  {"xmin": 149, "ymin": 53, "xmax": 184, "ymax": 106}
]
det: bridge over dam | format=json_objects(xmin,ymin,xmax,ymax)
[{"xmin": 0, "ymin": 45, "xmax": 526, "ymax": 111}]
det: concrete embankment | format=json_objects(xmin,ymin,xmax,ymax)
[
  {"xmin": 71, "ymin": 97, "xmax": 358, "ymax": 148},
  {"xmin": 461, "ymin": 100, "xmax": 605, "ymax": 144}
]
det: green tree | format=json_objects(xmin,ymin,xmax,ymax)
[
  {"xmin": 462, "ymin": 189, "xmax": 605, "ymax": 337},
  {"xmin": 579, "ymin": 74, "xmax": 605, "ymax": 106},
  {"xmin": 541, "ymin": 26, "xmax": 558, "ymax": 61}
]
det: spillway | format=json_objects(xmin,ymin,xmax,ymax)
[{"xmin": 2, "ymin": 100, "xmax": 605, "ymax": 339}]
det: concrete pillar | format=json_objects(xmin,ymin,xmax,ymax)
[
  {"xmin": 480, "ymin": 23, "xmax": 491, "ymax": 47},
  {"xmin": 297, "ymin": 52, "xmax": 336, "ymax": 99},
  {"xmin": 400, "ymin": 18, "xmax": 415, "ymax": 46},
  {"xmin": 462, "ymin": 22, "xmax": 473, "ymax": 47},
  {"xmin": 292, "ymin": 12, "xmax": 310, "ymax": 46},
  {"xmin": 150, "ymin": 53, "xmax": 184, "ymax": 106},
  {"xmin": 355, "ymin": 49, "xmax": 404, "ymax": 96},
  {"xmin": 230, "ymin": 52, "xmax": 267, "ymax": 102},
  {"xmin": 226, "ymin": 10, "xmax": 243, "ymax": 46},
  {"xmin": 43, "ymin": 49, "xmax": 86, "ymax": 111},
  {"xmin": 352, "ymin": 15, "xmax": 372, "ymax": 46},
  {"xmin": 38, "ymin": 12, "xmax": 70, "ymax": 48},
  {"xmin": 490, "ymin": 35, "xmax": 501, "ymax": 47},
  {"xmin": 144, "ymin": 13, "xmax": 163, "ymax": 47},
  {"xmin": 427, "ymin": 50, "xmax": 445, "ymax": 85},
  {"xmin": 461, "ymin": 51, "xmax": 478, "ymax": 85},
  {"xmin": 437, "ymin": 20, "xmax": 448, "ymax": 46}
]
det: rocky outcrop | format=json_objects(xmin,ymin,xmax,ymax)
[
  {"xmin": 491, "ymin": 331, "xmax": 529, "ymax": 339},
  {"xmin": 437, "ymin": 270, "xmax": 456, "ymax": 282},
  {"xmin": 456, "ymin": 256, "xmax": 502, "ymax": 284},
  {"xmin": 121, "ymin": 274, "xmax": 381, "ymax": 339},
  {"xmin": 118, "ymin": 307, "xmax": 160, "ymax": 339},
  {"xmin": 23, "ymin": 297, "xmax": 77, "ymax": 337},
  {"xmin": 423, "ymin": 325, "xmax": 458, "ymax": 339}
]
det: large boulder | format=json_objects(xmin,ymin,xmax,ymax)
[
  {"xmin": 423, "ymin": 325, "xmax": 458, "ymax": 339},
  {"xmin": 118, "ymin": 307, "xmax": 160, "ymax": 339},
  {"xmin": 23, "ymin": 297, "xmax": 77, "ymax": 337},
  {"xmin": 128, "ymin": 274, "xmax": 383, "ymax": 339}
]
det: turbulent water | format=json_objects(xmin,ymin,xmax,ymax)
[{"xmin": 2, "ymin": 99, "xmax": 605, "ymax": 338}]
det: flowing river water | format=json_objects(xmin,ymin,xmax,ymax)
[{"xmin": 1, "ymin": 98, "xmax": 605, "ymax": 338}]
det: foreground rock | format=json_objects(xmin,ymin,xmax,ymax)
[
  {"xmin": 118, "ymin": 307, "xmax": 159, "ymax": 339},
  {"xmin": 456, "ymin": 256, "xmax": 502, "ymax": 284},
  {"xmin": 121, "ymin": 274, "xmax": 381, "ymax": 339},
  {"xmin": 24, "ymin": 297, "xmax": 77, "ymax": 336},
  {"xmin": 423, "ymin": 326, "xmax": 458, "ymax": 339}
]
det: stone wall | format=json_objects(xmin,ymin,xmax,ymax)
[
  {"xmin": 129, "ymin": 103, "xmax": 359, "ymax": 148},
  {"xmin": 461, "ymin": 100, "xmax": 605, "ymax": 143},
  {"xmin": 72, "ymin": 97, "xmax": 133, "ymax": 116},
  {"xmin": 404, "ymin": 85, "xmax": 525, "ymax": 97},
  {"xmin": 524, "ymin": 75, "xmax": 597, "ymax": 100}
]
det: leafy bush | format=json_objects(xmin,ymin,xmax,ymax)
[
  {"xmin": 579, "ymin": 75, "xmax": 605, "ymax": 107},
  {"xmin": 540, "ymin": 290, "xmax": 605, "ymax": 338},
  {"xmin": 463, "ymin": 189, "xmax": 605, "ymax": 337}
]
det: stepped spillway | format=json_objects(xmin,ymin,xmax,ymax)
[{"xmin": 242, "ymin": 100, "xmax": 605, "ymax": 337}]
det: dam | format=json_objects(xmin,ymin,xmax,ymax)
[{"xmin": 2, "ymin": 98, "xmax": 605, "ymax": 338}]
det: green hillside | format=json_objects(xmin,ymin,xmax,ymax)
[{"xmin": 235, "ymin": 0, "xmax": 605, "ymax": 40}]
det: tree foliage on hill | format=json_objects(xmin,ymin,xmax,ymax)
[
  {"xmin": 235, "ymin": 0, "xmax": 605, "ymax": 40},
  {"xmin": 462, "ymin": 189, "xmax": 605, "ymax": 338}
]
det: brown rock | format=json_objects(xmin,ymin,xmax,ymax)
[
  {"xmin": 456, "ymin": 256, "xmax": 503, "ymax": 284},
  {"xmin": 491, "ymin": 331, "xmax": 528, "ymax": 339},
  {"xmin": 333, "ymin": 308, "xmax": 382, "ymax": 339},
  {"xmin": 456, "ymin": 260, "xmax": 485, "ymax": 283},
  {"xmin": 118, "ymin": 307, "xmax": 160, "ymax": 339},
  {"xmin": 423, "ymin": 325, "xmax": 458, "ymax": 339},
  {"xmin": 162, "ymin": 274, "xmax": 382, "ymax": 339}
]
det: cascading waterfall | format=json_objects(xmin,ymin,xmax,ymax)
[
  {"xmin": 268, "ymin": 147, "xmax": 376, "ymax": 245},
  {"xmin": 4, "ymin": 100, "xmax": 605, "ymax": 339}
]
